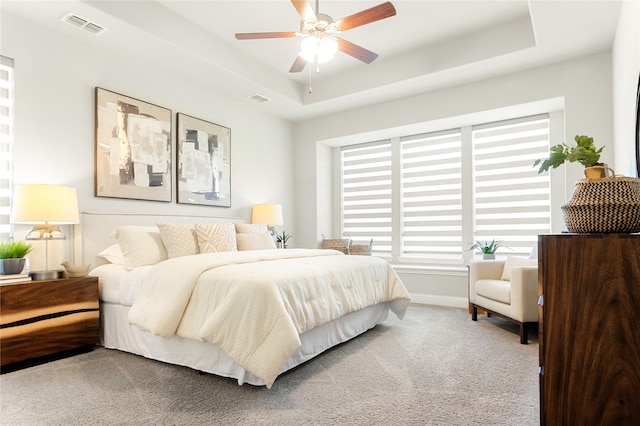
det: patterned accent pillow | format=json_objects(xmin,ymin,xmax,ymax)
[
  {"xmin": 234, "ymin": 223, "xmax": 269, "ymax": 234},
  {"xmin": 236, "ymin": 233, "xmax": 277, "ymax": 250},
  {"xmin": 157, "ymin": 223, "xmax": 200, "ymax": 258},
  {"xmin": 195, "ymin": 223, "xmax": 237, "ymax": 253}
]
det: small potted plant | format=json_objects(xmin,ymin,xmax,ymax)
[
  {"xmin": 533, "ymin": 134, "xmax": 606, "ymax": 178},
  {"xmin": 468, "ymin": 239, "xmax": 502, "ymax": 259},
  {"xmin": 276, "ymin": 231, "xmax": 292, "ymax": 249},
  {"xmin": 0, "ymin": 240, "xmax": 33, "ymax": 275}
]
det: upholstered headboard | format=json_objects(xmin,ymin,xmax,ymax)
[{"xmin": 72, "ymin": 211, "xmax": 247, "ymax": 267}]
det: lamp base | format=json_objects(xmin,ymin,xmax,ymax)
[{"xmin": 29, "ymin": 270, "xmax": 65, "ymax": 281}]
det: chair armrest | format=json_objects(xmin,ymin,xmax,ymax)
[
  {"xmin": 469, "ymin": 260, "xmax": 505, "ymax": 282},
  {"xmin": 469, "ymin": 260, "xmax": 506, "ymax": 304},
  {"xmin": 509, "ymin": 266, "xmax": 539, "ymax": 322}
]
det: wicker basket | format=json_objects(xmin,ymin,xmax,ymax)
[
  {"xmin": 349, "ymin": 239, "xmax": 373, "ymax": 256},
  {"xmin": 561, "ymin": 175, "xmax": 640, "ymax": 233},
  {"xmin": 321, "ymin": 237, "xmax": 351, "ymax": 254}
]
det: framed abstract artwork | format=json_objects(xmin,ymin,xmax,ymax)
[
  {"xmin": 94, "ymin": 87, "xmax": 172, "ymax": 202},
  {"xmin": 176, "ymin": 113, "xmax": 231, "ymax": 207}
]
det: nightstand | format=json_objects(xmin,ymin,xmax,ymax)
[{"xmin": 0, "ymin": 276, "xmax": 99, "ymax": 367}]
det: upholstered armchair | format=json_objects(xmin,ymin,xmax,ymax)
[{"xmin": 468, "ymin": 257, "xmax": 538, "ymax": 344}]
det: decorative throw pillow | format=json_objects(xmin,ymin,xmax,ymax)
[
  {"xmin": 501, "ymin": 256, "xmax": 538, "ymax": 281},
  {"xmin": 110, "ymin": 226, "xmax": 168, "ymax": 270},
  {"xmin": 236, "ymin": 233, "xmax": 277, "ymax": 251},
  {"xmin": 234, "ymin": 223, "xmax": 269, "ymax": 234},
  {"xmin": 157, "ymin": 223, "xmax": 200, "ymax": 258},
  {"xmin": 97, "ymin": 243, "xmax": 124, "ymax": 264},
  {"xmin": 195, "ymin": 223, "xmax": 237, "ymax": 253}
]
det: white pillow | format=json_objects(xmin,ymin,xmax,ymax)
[
  {"xmin": 157, "ymin": 223, "xmax": 200, "ymax": 258},
  {"xmin": 97, "ymin": 244, "xmax": 124, "ymax": 264},
  {"xmin": 234, "ymin": 223, "xmax": 268, "ymax": 234},
  {"xmin": 236, "ymin": 233, "xmax": 277, "ymax": 251},
  {"xmin": 195, "ymin": 223, "xmax": 237, "ymax": 253},
  {"xmin": 501, "ymin": 256, "xmax": 538, "ymax": 281},
  {"xmin": 110, "ymin": 226, "xmax": 168, "ymax": 270}
]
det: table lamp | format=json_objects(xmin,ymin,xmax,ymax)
[
  {"xmin": 251, "ymin": 203, "xmax": 283, "ymax": 234},
  {"xmin": 12, "ymin": 184, "xmax": 80, "ymax": 280}
]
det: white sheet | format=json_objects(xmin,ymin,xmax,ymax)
[{"xmin": 90, "ymin": 264, "xmax": 151, "ymax": 306}]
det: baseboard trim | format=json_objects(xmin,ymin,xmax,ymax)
[{"xmin": 409, "ymin": 293, "xmax": 467, "ymax": 309}]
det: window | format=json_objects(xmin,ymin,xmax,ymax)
[
  {"xmin": 0, "ymin": 56, "xmax": 14, "ymax": 242},
  {"xmin": 341, "ymin": 140, "xmax": 393, "ymax": 256},
  {"xmin": 400, "ymin": 130, "xmax": 462, "ymax": 261},
  {"xmin": 472, "ymin": 115, "xmax": 551, "ymax": 255},
  {"xmin": 340, "ymin": 114, "xmax": 551, "ymax": 264}
]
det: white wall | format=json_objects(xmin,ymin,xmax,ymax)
[
  {"xmin": 4, "ymin": 5, "xmax": 636, "ymax": 307},
  {"xmin": 612, "ymin": 0, "xmax": 640, "ymax": 177},
  {"xmin": 294, "ymin": 52, "xmax": 614, "ymax": 307},
  {"xmin": 2, "ymin": 12, "xmax": 296, "ymax": 243}
]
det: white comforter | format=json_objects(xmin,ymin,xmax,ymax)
[{"xmin": 128, "ymin": 249, "xmax": 410, "ymax": 387}]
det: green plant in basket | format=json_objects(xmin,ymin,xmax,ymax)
[
  {"xmin": 0, "ymin": 240, "xmax": 33, "ymax": 259},
  {"xmin": 533, "ymin": 135, "xmax": 604, "ymax": 174}
]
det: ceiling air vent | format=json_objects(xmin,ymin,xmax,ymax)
[
  {"xmin": 245, "ymin": 94, "xmax": 271, "ymax": 104},
  {"xmin": 61, "ymin": 13, "xmax": 108, "ymax": 36}
]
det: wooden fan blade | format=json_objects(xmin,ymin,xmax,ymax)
[
  {"xmin": 289, "ymin": 55, "xmax": 307, "ymax": 73},
  {"xmin": 336, "ymin": 38, "xmax": 378, "ymax": 63},
  {"xmin": 291, "ymin": 0, "xmax": 316, "ymax": 23},
  {"xmin": 235, "ymin": 32, "xmax": 297, "ymax": 40},
  {"xmin": 335, "ymin": 2, "xmax": 396, "ymax": 31}
]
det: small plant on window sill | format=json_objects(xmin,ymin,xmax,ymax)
[
  {"xmin": 467, "ymin": 239, "xmax": 503, "ymax": 259},
  {"xmin": 276, "ymin": 231, "xmax": 292, "ymax": 249}
]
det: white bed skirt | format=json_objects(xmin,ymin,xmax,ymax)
[{"xmin": 100, "ymin": 301, "xmax": 391, "ymax": 386}]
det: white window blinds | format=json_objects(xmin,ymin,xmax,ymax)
[
  {"xmin": 400, "ymin": 130, "xmax": 462, "ymax": 261},
  {"xmin": 341, "ymin": 140, "xmax": 392, "ymax": 256},
  {"xmin": 472, "ymin": 114, "xmax": 551, "ymax": 256},
  {"xmin": 0, "ymin": 56, "xmax": 14, "ymax": 242}
]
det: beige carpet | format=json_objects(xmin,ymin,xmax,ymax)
[{"xmin": 0, "ymin": 304, "xmax": 539, "ymax": 425}]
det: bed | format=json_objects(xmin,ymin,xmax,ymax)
[{"xmin": 73, "ymin": 211, "xmax": 410, "ymax": 388}]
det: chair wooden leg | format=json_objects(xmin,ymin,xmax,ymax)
[
  {"xmin": 520, "ymin": 322, "xmax": 528, "ymax": 344},
  {"xmin": 471, "ymin": 305, "xmax": 478, "ymax": 321}
]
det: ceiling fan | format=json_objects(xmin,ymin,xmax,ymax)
[{"xmin": 235, "ymin": 0, "xmax": 396, "ymax": 73}]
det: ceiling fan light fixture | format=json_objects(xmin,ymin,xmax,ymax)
[
  {"xmin": 235, "ymin": 1, "xmax": 397, "ymax": 73},
  {"xmin": 299, "ymin": 36, "xmax": 338, "ymax": 64}
]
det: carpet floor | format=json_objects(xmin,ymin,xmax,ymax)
[{"xmin": 0, "ymin": 304, "xmax": 539, "ymax": 425}]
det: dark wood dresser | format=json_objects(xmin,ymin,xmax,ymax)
[
  {"xmin": 538, "ymin": 234, "xmax": 640, "ymax": 425},
  {"xmin": 0, "ymin": 276, "xmax": 99, "ymax": 367}
]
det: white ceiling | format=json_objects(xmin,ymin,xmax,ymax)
[{"xmin": 1, "ymin": 0, "xmax": 623, "ymax": 122}]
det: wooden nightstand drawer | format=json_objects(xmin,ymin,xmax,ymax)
[{"xmin": 0, "ymin": 276, "xmax": 99, "ymax": 366}]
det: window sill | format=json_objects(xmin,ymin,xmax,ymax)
[{"xmin": 391, "ymin": 263, "xmax": 468, "ymax": 276}]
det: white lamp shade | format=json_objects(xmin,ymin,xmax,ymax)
[
  {"xmin": 12, "ymin": 184, "xmax": 80, "ymax": 224},
  {"xmin": 251, "ymin": 203, "xmax": 283, "ymax": 227}
]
